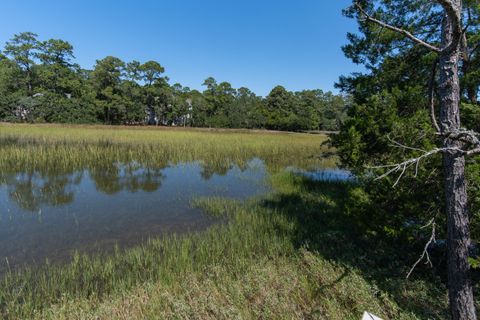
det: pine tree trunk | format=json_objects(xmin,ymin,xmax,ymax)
[{"xmin": 439, "ymin": 2, "xmax": 477, "ymax": 319}]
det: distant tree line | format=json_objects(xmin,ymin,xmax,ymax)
[{"xmin": 0, "ymin": 32, "xmax": 348, "ymax": 131}]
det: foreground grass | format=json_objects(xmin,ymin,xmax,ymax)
[{"xmin": 39, "ymin": 252, "xmax": 403, "ymax": 320}]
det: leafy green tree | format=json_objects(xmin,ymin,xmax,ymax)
[
  {"xmin": 36, "ymin": 39, "xmax": 76, "ymax": 93},
  {"xmin": 125, "ymin": 60, "xmax": 141, "ymax": 81},
  {"xmin": 319, "ymin": 91, "xmax": 348, "ymax": 131},
  {"xmin": 37, "ymin": 39, "xmax": 74, "ymax": 66},
  {"xmin": 90, "ymin": 56, "xmax": 126, "ymax": 124},
  {"xmin": 0, "ymin": 54, "xmax": 23, "ymax": 120},
  {"xmin": 168, "ymin": 83, "xmax": 193, "ymax": 126},
  {"xmin": 202, "ymin": 76, "xmax": 218, "ymax": 119},
  {"xmin": 31, "ymin": 38, "xmax": 92, "ymax": 123},
  {"xmin": 139, "ymin": 61, "xmax": 165, "ymax": 86},
  {"xmin": 202, "ymin": 77, "xmax": 236, "ymax": 127},
  {"xmin": 188, "ymin": 89, "xmax": 208, "ymax": 127},
  {"xmin": 4, "ymin": 32, "xmax": 40, "ymax": 96},
  {"xmin": 264, "ymin": 85, "xmax": 298, "ymax": 130},
  {"xmin": 227, "ymin": 87, "xmax": 265, "ymax": 128},
  {"xmin": 137, "ymin": 61, "xmax": 167, "ymax": 124}
]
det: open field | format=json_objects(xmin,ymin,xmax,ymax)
[{"xmin": 0, "ymin": 124, "xmax": 452, "ymax": 319}]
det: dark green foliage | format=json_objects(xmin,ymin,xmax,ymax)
[
  {"xmin": 264, "ymin": 85, "xmax": 297, "ymax": 130},
  {"xmin": 334, "ymin": 89, "xmax": 446, "ymax": 242},
  {"xmin": 0, "ymin": 32, "xmax": 347, "ymax": 131},
  {"xmin": 333, "ymin": 1, "xmax": 480, "ymax": 264}
]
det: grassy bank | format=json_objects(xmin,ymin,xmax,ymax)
[{"xmin": 0, "ymin": 124, "xmax": 449, "ymax": 319}]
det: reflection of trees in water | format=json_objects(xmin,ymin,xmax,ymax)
[
  {"xmin": 89, "ymin": 163, "xmax": 165, "ymax": 194},
  {"xmin": 0, "ymin": 162, "xmax": 167, "ymax": 212},
  {"xmin": 200, "ymin": 162, "xmax": 233, "ymax": 180},
  {"xmin": 199, "ymin": 158, "xmax": 260, "ymax": 180},
  {"xmin": 0, "ymin": 158, "xmax": 265, "ymax": 212},
  {"xmin": 0, "ymin": 171, "xmax": 82, "ymax": 212}
]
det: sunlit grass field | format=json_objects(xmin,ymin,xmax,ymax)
[
  {"xmin": 0, "ymin": 124, "xmax": 448, "ymax": 319},
  {"xmin": 0, "ymin": 123, "xmax": 334, "ymax": 172},
  {"xmin": 0, "ymin": 123, "xmax": 330, "ymax": 147}
]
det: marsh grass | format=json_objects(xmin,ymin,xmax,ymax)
[
  {"xmin": 1, "ymin": 195, "xmax": 294, "ymax": 318},
  {"xmin": 0, "ymin": 124, "xmax": 449, "ymax": 319},
  {"xmin": 0, "ymin": 124, "xmax": 335, "ymax": 176}
]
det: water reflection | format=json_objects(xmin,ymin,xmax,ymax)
[
  {"xmin": 89, "ymin": 163, "xmax": 165, "ymax": 195},
  {"xmin": 0, "ymin": 166, "xmax": 167, "ymax": 213},
  {"xmin": 2, "ymin": 172, "xmax": 82, "ymax": 212},
  {"xmin": 1, "ymin": 161, "xmax": 246, "ymax": 214},
  {"xmin": 293, "ymin": 168, "xmax": 354, "ymax": 182},
  {"xmin": 0, "ymin": 157, "xmax": 348, "ymax": 271},
  {"xmin": 0, "ymin": 159, "xmax": 270, "ymax": 270}
]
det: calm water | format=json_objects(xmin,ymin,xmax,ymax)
[{"xmin": 0, "ymin": 158, "xmax": 345, "ymax": 270}]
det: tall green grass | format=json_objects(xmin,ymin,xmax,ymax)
[
  {"xmin": 1, "ymin": 200, "xmax": 291, "ymax": 318},
  {"xmin": 0, "ymin": 123, "xmax": 335, "ymax": 174}
]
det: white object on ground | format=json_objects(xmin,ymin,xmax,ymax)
[{"xmin": 362, "ymin": 311, "xmax": 383, "ymax": 320}]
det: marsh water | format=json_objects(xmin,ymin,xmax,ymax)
[{"xmin": 0, "ymin": 155, "xmax": 347, "ymax": 271}]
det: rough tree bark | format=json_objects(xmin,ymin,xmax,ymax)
[{"xmin": 439, "ymin": 2, "xmax": 477, "ymax": 319}]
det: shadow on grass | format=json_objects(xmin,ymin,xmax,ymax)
[{"xmin": 261, "ymin": 175, "xmax": 450, "ymax": 319}]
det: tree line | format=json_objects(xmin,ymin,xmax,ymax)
[{"xmin": 0, "ymin": 32, "xmax": 347, "ymax": 131}]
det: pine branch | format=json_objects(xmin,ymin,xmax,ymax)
[
  {"xmin": 355, "ymin": 1, "xmax": 463, "ymax": 54},
  {"xmin": 354, "ymin": 2, "xmax": 441, "ymax": 53},
  {"xmin": 406, "ymin": 219, "xmax": 436, "ymax": 279}
]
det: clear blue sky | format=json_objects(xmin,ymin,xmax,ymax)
[{"xmin": 0, "ymin": 0, "xmax": 362, "ymax": 96}]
